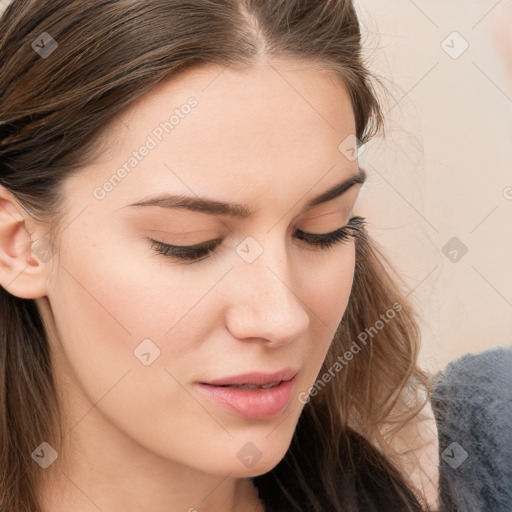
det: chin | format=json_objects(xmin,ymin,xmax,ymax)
[
  {"xmin": 224, "ymin": 456, "xmax": 286, "ymax": 479},
  {"xmin": 189, "ymin": 434, "xmax": 292, "ymax": 479}
]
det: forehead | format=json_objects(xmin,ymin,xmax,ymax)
[
  {"xmin": 68, "ymin": 58, "xmax": 358, "ymax": 214},
  {"xmin": 107, "ymin": 58, "xmax": 355, "ymax": 153}
]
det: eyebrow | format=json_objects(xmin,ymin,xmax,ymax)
[{"xmin": 124, "ymin": 167, "xmax": 367, "ymax": 218}]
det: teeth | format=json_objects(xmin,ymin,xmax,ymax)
[{"xmin": 230, "ymin": 381, "xmax": 280, "ymax": 389}]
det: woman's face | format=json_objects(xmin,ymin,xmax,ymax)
[{"xmin": 38, "ymin": 58, "xmax": 363, "ymax": 478}]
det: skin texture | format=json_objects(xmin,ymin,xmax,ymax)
[
  {"xmin": 0, "ymin": 58, "xmax": 364, "ymax": 511},
  {"xmin": 1, "ymin": 11, "xmax": 511, "ymax": 510}
]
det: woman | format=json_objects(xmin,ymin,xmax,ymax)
[{"xmin": 0, "ymin": 1, "xmax": 510, "ymax": 511}]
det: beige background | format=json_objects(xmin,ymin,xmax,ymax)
[{"xmin": 353, "ymin": 0, "xmax": 512, "ymax": 371}]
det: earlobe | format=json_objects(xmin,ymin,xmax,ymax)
[{"xmin": 0, "ymin": 186, "xmax": 49, "ymax": 299}]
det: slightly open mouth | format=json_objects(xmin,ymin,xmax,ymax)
[
  {"xmin": 215, "ymin": 380, "xmax": 282, "ymax": 390},
  {"xmin": 196, "ymin": 378, "xmax": 295, "ymax": 419}
]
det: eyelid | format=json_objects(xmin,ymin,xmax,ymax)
[
  {"xmin": 148, "ymin": 215, "xmax": 366, "ymax": 263},
  {"xmin": 300, "ymin": 210, "xmax": 351, "ymax": 228},
  {"xmin": 306, "ymin": 210, "xmax": 347, "ymax": 220},
  {"xmin": 152, "ymin": 236, "xmax": 221, "ymax": 251},
  {"xmin": 152, "ymin": 215, "xmax": 349, "ymax": 248},
  {"xmin": 146, "ymin": 209, "xmax": 349, "ymax": 243}
]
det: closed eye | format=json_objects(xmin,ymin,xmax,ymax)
[{"xmin": 148, "ymin": 215, "xmax": 366, "ymax": 264}]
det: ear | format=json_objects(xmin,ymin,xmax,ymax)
[{"xmin": 0, "ymin": 185, "xmax": 50, "ymax": 299}]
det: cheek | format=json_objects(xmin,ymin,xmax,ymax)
[
  {"xmin": 307, "ymin": 243, "xmax": 356, "ymax": 334},
  {"xmin": 47, "ymin": 226, "xmax": 215, "ymax": 380},
  {"xmin": 45, "ymin": 221, "xmax": 183, "ymax": 403},
  {"xmin": 298, "ymin": 244, "xmax": 356, "ymax": 379}
]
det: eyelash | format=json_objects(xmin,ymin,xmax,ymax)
[{"xmin": 148, "ymin": 215, "xmax": 366, "ymax": 264}]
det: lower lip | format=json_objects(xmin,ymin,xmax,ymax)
[{"xmin": 195, "ymin": 378, "xmax": 295, "ymax": 420}]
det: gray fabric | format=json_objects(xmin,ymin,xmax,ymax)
[{"xmin": 431, "ymin": 344, "xmax": 512, "ymax": 511}]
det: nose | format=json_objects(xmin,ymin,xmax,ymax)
[{"xmin": 225, "ymin": 245, "xmax": 310, "ymax": 347}]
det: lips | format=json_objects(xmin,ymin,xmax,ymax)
[
  {"xmin": 196, "ymin": 367, "xmax": 298, "ymax": 420},
  {"xmin": 201, "ymin": 368, "xmax": 298, "ymax": 387}
]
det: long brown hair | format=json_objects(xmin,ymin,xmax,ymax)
[{"xmin": 0, "ymin": 1, "xmax": 436, "ymax": 510}]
